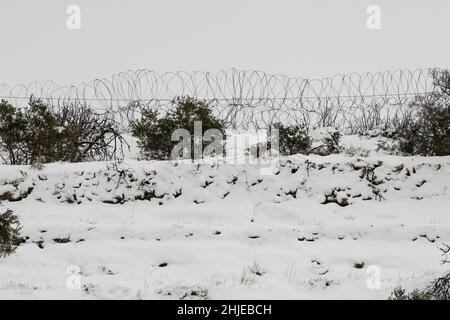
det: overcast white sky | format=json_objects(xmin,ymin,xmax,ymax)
[{"xmin": 0, "ymin": 0, "xmax": 448, "ymax": 85}]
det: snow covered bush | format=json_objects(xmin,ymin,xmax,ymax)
[
  {"xmin": 267, "ymin": 126, "xmax": 341, "ymax": 156},
  {"xmin": 0, "ymin": 98, "xmax": 126, "ymax": 164},
  {"xmin": 308, "ymin": 127, "xmax": 341, "ymax": 155},
  {"xmin": 389, "ymin": 286, "xmax": 429, "ymax": 300},
  {"xmin": 395, "ymin": 69, "xmax": 450, "ymax": 156},
  {"xmin": 270, "ymin": 123, "xmax": 311, "ymax": 156},
  {"xmin": 0, "ymin": 208, "xmax": 22, "ymax": 258},
  {"xmin": 376, "ymin": 138, "xmax": 400, "ymax": 155},
  {"xmin": 389, "ymin": 273, "xmax": 450, "ymax": 300},
  {"xmin": 396, "ymin": 98, "xmax": 450, "ymax": 156},
  {"xmin": 390, "ymin": 242, "xmax": 450, "ymax": 300},
  {"xmin": 343, "ymin": 145, "xmax": 370, "ymax": 157},
  {"xmin": 0, "ymin": 97, "xmax": 59, "ymax": 165},
  {"xmin": 131, "ymin": 96, "xmax": 225, "ymax": 160}
]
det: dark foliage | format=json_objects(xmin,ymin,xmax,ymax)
[
  {"xmin": 0, "ymin": 208, "xmax": 22, "ymax": 258},
  {"xmin": 55, "ymin": 102, "xmax": 127, "ymax": 162},
  {"xmin": 389, "ymin": 273, "xmax": 450, "ymax": 300},
  {"xmin": 0, "ymin": 99, "xmax": 28, "ymax": 165},
  {"xmin": 0, "ymin": 97, "xmax": 126, "ymax": 164},
  {"xmin": 269, "ymin": 123, "xmax": 311, "ymax": 156},
  {"xmin": 396, "ymin": 69, "xmax": 450, "ymax": 156},
  {"xmin": 132, "ymin": 96, "xmax": 225, "ymax": 160}
]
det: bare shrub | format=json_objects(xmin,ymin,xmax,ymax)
[
  {"xmin": 389, "ymin": 273, "xmax": 450, "ymax": 300},
  {"xmin": 0, "ymin": 98, "xmax": 127, "ymax": 164},
  {"xmin": 240, "ymin": 267, "xmax": 256, "ymax": 286},
  {"xmin": 389, "ymin": 243, "xmax": 450, "ymax": 300},
  {"xmin": 249, "ymin": 261, "xmax": 265, "ymax": 276},
  {"xmin": 55, "ymin": 102, "xmax": 128, "ymax": 162}
]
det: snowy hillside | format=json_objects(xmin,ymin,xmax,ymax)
[{"xmin": 0, "ymin": 148, "xmax": 449, "ymax": 299}]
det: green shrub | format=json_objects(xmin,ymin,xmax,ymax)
[
  {"xmin": 0, "ymin": 100, "xmax": 28, "ymax": 165},
  {"xmin": 0, "ymin": 98, "xmax": 58, "ymax": 164},
  {"xmin": 397, "ymin": 97, "xmax": 450, "ymax": 156},
  {"xmin": 396, "ymin": 69, "xmax": 450, "ymax": 156},
  {"xmin": 25, "ymin": 98, "xmax": 59, "ymax": 164},
  {"xmin": 269, "ymin": 122, "xmax": 311, "ymax": 156},
  {"xmin": 131, "ymin": 108, "xmax": 175, "ymax": 160},
  {"xmin": 0, "ymin": 208, "xmax": 22, "ymax": 258},
  {"xmin": 0, "ymin": 98, "xmax": 125, "ymax": 164},
  {"xmin": 131, "ymin": 96, "xmax": 225, "ymax": 160}
]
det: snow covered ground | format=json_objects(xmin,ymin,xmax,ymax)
[{"xmin": 0, "ymin": 135, "xmax": 449, "ymax": 299}]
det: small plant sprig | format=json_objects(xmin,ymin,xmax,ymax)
[{"xmin": 0, "ymin": 207, "xmax": 22, "ymax": 258}]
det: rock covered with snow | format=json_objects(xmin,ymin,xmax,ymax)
[{"xmin": 0, "ymin": 168, "xmax": 34, "ymax": 201}]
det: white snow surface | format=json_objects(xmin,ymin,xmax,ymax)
[{"xmin": 0, "ymin": 150, "xmax": 449, "ymax": 299}]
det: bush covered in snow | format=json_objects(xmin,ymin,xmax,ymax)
[
  {"xmin": 0, "ymin": 208, "xmax": 22, "ymax": 258},
  {"xmin": 389, "ymin": 272, "xmax": 450, "ymax": 300},
  {"xmin": 389, "ymin": 243, "xmax": 450, "ymax": 300},
  {"xmin": 308, "ymin": 127, "xmax": 341, "ymax": 156},
  {"xmin": 396, "ymin": 97, "xmax": 450, "ymax": 156},
  {"xmin": 393, "ymin": 69, "xmax": 450, "ymax": 156},
  {"xmin": 270, "ymin": 122, "xmax": 311, "ymax": 156},
  {"xmin": 342, "ymin": 145, "xmax": 370, "ymax": 157},
  {"xmin": 0, "ymin": 98, "xmax": 126, "ymax": 165},
  {"xmin": 131, "ymin": 96, "xmax": 225, "ymax": 160}
]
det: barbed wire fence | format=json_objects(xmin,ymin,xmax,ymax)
[{"xmin": 0, "ymin": 68, "xmax": 446, "ymax": 133}]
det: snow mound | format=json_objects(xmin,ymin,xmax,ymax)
[
  {"xmin": 1, "ymin": 156, "xmax": 448, "ymax": 206},
  {"xmin": 0, "ymin": 155, "xmax": 449, "ymax": 299}
]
